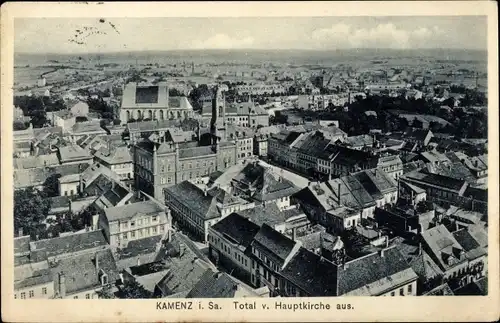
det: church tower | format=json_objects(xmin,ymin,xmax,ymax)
[{"xmin": 210, "ymin": 86, "xmax": 226, "ymax": 145}]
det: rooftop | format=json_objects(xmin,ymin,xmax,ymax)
[
  {"xmin": 30, "ymin": 229, "xmax": 108, "ymax": 259},
  {"xmin": 252, "ymin": 224, "xmax": 298, "ymax": 263},
  {"xmin": 104, "ymin": 200, "xmax": 165, "ymax": 223}
]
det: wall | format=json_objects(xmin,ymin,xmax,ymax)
[{"xmin": 15, "ymin": 281, "xmax": 54, "ymax": 299}]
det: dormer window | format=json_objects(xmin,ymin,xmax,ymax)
[{"xmin": 101, "ymin": 273, "xmax": 108, "ymax": 286}]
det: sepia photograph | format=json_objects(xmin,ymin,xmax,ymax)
[{"xmin": 1, "ymin": 2, "xmax": 498, "ymax": 322}]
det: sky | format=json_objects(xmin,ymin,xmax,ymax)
[{"xmin": 14, "ymin": 16, "xmax": 487, "ymax": 54}]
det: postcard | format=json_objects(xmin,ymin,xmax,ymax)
[{"xmin": 1, "ymin": 1, "xmax": 498, "ymax": 322}]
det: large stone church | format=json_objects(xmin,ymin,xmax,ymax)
[
  {"xmin": 119, "ymin": 82, "xmax": 194, "ymax": 123},
  {"xmin": 132, "ymin": 86, "xmax": 238, "ymax": 200}
]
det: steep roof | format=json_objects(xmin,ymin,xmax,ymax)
[
  {"xmin": 94, "ymin": 145, "xmax": 132, "ymax": 165},
  {"xmin": 52, "ymin": 248, "xmax": 118, "ymax": 295},
  {"xmin": 252, "ymin": 224, "xmax": 297, "ymax": 262},
  {"xmin": 338, "ymin": 246, "xmax": 417, "ymax": 296},
  {"xmin": 186, "ymin": 271, "xmax": 258, "ymax": 298},
  {"xmin": 164, "ymin": 181, "xmax": 221, "ymax": 220},
  {"xmin": 279, "ymin": 247, "xmax": 339, "ymax": 296},
  {"xmin": 420, "ymin": 224, "xmax": 466, "ymax": 271},
  {"xmin": 31, "ymin": 229, "xmax": 108, "ymax": 259},
  {"xmin": 211, "ymin": 213, "xmax": 260, "ymax": 250},
  {"xmin": 104, "ymin": 200, "xmax": 165, "ymax": 223}
]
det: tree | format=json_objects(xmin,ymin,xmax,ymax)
[
  {"xmin": 118, "ymin": 279, "xmax": 154, "ymax": 299},
  {"xmin": 14, "ymin": 187, "xmax": 51, "ymax": 238},
  {"xmin": 340, "ymin": 228, "xmax": 367, "ymax": 257},
  {"xmin": 96, "ymin": 284, "xmax": 116, "ymax": 299},
  {"xmin": 42, "ymin": 173, "xmax": 61, "ymax": 197},
  {"xmin": 13, "ymin": 120, "xmax": 29, "ymax": 131}
]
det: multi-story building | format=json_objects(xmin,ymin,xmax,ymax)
[
  {"xmin": 230, "ymin": 161, "xmax": 300, "ymax": 210},
  {"xmin": 294, "ymin": 168, "xmax": 397, "ymax": 232},
  {"xmin": 94, "ymin": 145, "xmax": 134, "ymax": 181},
  {"xmin": 100, "ymin": 200, "xmax": 171, "ymax": 248},
  {"xmin": 132, "ymin": 87, "xmax": 238, "ymax": 200},
  {"xmin": 57, "ymin": 144, "xmax": 94, "ymax": 165},
  {"xmin": 208, "ymin": 213, "xmax": 260, "ymax": 286},
  {"xmin": 377, "ymin": 154, "xmax": 404, "ymax": 180},
  {"xmin": 249, "ymin": 223, "xmax": 302, "ymax": 291},
  {"xmin": 165, "ymin": 181, "xmax": 254, "ymax": 242},
  {"xmin": 226, "ymin": 125, "xmax": 255, "ymax": 159},
  {"xmin": 119, "ymin": 82, "xmax": 194, "ymax": 123},
  {"xmin": 421, "ymin": 225, "xmax": 486, "ymax": 289},
  {"xmin": 16, "ymin": 230, "xmax": 119, "ymax": 299},
  {"xmin": 279, "ymin": 245, "xmax": 419, "ymax": 296}
]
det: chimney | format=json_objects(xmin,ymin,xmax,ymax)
[
  {"xmin": 380, "ymin": 248, "xmax": 386, "ymax": 258},
  {"xmin": 137, "ymin": 258, "xmax": 141, "ymax": 266},
  {"xmin": 292, "ymin": 228, "xmax": 297, "ymax": 241},
  {"xmin": 179, "ymin": 243, "xmax": 186, "ymax": 257},
  {"xmin": 386, "ymin": 236, "xmax": 389, "ymax": 248},
  {"xmin": 92, "ymin": 214, "xmax": 99, "ymax": 230},
  {"xmin": 337, "ymin": 182, "xmax": 341, "ymax": 205},
  {"xmin": 418, "ymin": 242, "xmax": 422, "ymax": 256},
  {"xmin": 58, "ymin": 272, "xmax": 66, "ymax": 298},
  {"xmin": 18, "ymin": 228, "xmax": 23, "ymax": 237}
]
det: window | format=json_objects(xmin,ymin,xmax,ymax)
[
  {"xmin": 390, "ymin": 291, "xmax": 395, "ymax": 296},
  {"xmin": 42, "ymin": 287, "xmax": 47, "ymax": 295},
  {"xmin": 399, "ymin": 288, "xmax": 404, "ymax": 296},
  {"xmin": 86, "ymin": 294, "xmax": 90, "ymax": 299},
  {"xmin": 21, "ymin": 292, "xmax": 26, "ymax": 299},
  {"xmin": 14, "ymin": 294, "xmax": 17, "ymax": 299},
  {"xmin": 152, "ymin": 227, "xmax": 157, "ymax": 234},
  {"xmin": 74, "ymin": 296, "xmax": 78, "ymax": 299},
  {"xmin": 130, "ymin": 221, "xmax": 135, "ymax": 227},
  {"xmin": 137, "ymin": 219, "xmax": 142, "ymax": 226},
  {"xmin": 29, "ymin": 290, "xmax": 34, "ymax": 298},
  {"xmin": 152, "ymin": 216, "xmax": 157, "ymax": 222},
  {"xmin": 159, "ymin": 225, "xmax": 164, "ymax": 232},
  {"xmin": 408, "ymin": 284, "xmax": 412, "ymax": 294},
  {"xmin": 122, "ymin": 233, "xmax": 127, "ymax": 239},
  {"xmin": 131, "ymin": 231, "xmax": 135, "ymax": 238}
]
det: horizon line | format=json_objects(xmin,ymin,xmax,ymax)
[{"xmin": 15, "ymin": 47, "xmax": 488, "ymax": 56}]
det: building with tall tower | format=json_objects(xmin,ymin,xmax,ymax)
[{"xmin": 131, "ymin": 86, "xmax": 237, "ymax": 200}]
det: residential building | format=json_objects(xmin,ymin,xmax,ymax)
[
  {"xmin": 294, "ymin": 168, "xmax": 397, "ymax": 232},
  {"xmin": 99, "ymin": 200, "xmax": 171, "ymax": 248},
  {"xmin": 185, "ymin": 270, "xmax": 260, "ymax": 298},
  {"xmin": 57, "ymin": 144, "xmax": 93, "ymax": 165},
  {"xmin": 226, "ymin": 125, "xmax": 255, "ymax": 158},
  {"xmin": 401, "ymin": 171, "xmax": 486, "ymax": 214},
  {"xmin": 421, "ymin": 225, "xmax": 486, "ymax": 289},
  {"xmin": 249, "ymin": 224, "xmax": 302, "ymax": 292},
  {"xmin": 229, "ymin": 161, "xmax": 300, "ymax": 210},
  {"xmin": 377, "ymin": 154, "xmax": 404, "ymax": 180},
  {"xmin": 52, "ymin": 110, "xmax": 76, "ymax": 132},
  {"xmin": 208, "ymin": 213, "xmax": 260, "ymax": 285},
  {"xmin": 14, "ymin": 163, "xmax": 90, "ymax": 191},
  {"xmin": 164, "ymin": 181, "xmax": 253, "ymax": 242},
  {"xmin": 279, "ymin": 245, "xmax": 418, "ymax": 296},
  {"xmin": 68, "ymin": 121, "xmax": 107, "ymax": 142},
  {"xmin": 94, "ymin": 145, "xmax": 134, "ymax": 180}
]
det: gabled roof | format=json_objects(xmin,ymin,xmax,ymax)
[
  {"xmin": 252, "ymin": 224, "xmax": 297, "ymax": 263},
  {"xmin": 58, "ymin": 144, "xmax": 92, "ymax": 162},
  {"xmin": 185, "ymin": 270, "xmax": 258, "ymax": 298},
  {"xmin": 211, "ymin": 213, "xmax": 260, "ymax": 250},
  {"xmin": 104, "ymin": 200, "xmax": 165, "ymax": 223},
  {"xmin": 279, "ymin": 247, "xmax": 339, "ymax": 296},
  {"xmin": 338, "ymin": 246, "xmax": 417, "ymax": 296},
  {"xmin": 420, "ymin": 224, "xmax": 466, "ymax": 271},
  {"xmin": 94, "ymin": 145, "xmax": 132, "ymax": 165},
  {"xmin": 52, "ymin": 248, "xmax": 118, "ymax": 295},
  {"xmin": 164, "ymin": 181, "xmax": 221, "ymax": 220},
  {"xmin": 31, "ymin": 229, "xmax": 108, "ymax": 259}
]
